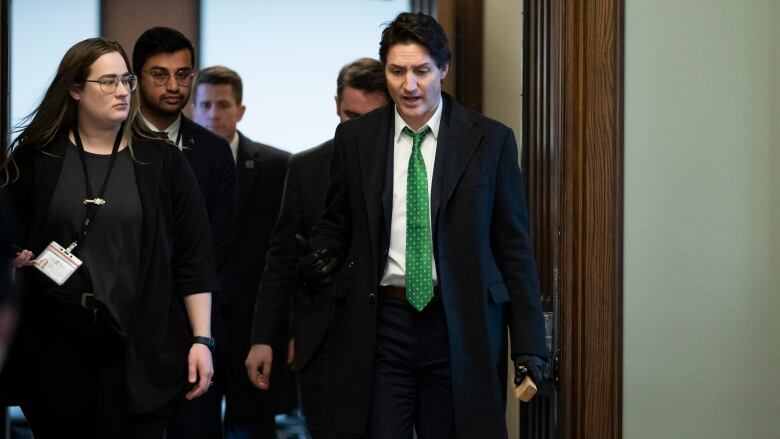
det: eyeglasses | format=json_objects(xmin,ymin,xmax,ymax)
[
  {"xmin": 84, "ymin": 74, "xmax": 138, "ymax": 93},
  {"xmin": 143, "ymin": 68, "xmax": 196, "ymax": 87}
]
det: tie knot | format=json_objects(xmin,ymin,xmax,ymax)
[{"xmin": 402, "ymin": 126, "xmax": 432, "ymax": 147}]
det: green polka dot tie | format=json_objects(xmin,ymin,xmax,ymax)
[{"xmin": 403, "ymin": 126, "xmax": 434, "ymax": 311}]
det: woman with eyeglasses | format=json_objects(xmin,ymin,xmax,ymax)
[{"xmin": 0, "ymin": 38, "xmax": 218, "ymax": 438}]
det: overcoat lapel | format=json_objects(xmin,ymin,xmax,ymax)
[
  {"xmin": 357, "ymin": 106, "xmax": 393, "ymax": 268},
  {"xmin": 180, "ymin": 118, "xmax": 199, "ymax": 159},
  {"xmin": 431, "ymin": 95, "xmax": 482, "ymax": 239},
  {"xmin": 236, "ymin": 135, "xmax": 257, "ymax": 214}
]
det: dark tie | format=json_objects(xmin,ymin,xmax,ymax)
[{"xmin": 402, "ymin": 126, "xmax": 434, "ymax": 311}]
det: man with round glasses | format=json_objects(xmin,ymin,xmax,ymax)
[{"xmin": 133, "ymin": 26, "xmax": 237, "ymax": 439}]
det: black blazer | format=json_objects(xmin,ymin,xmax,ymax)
[
  {"xmin": 309, "ymin": 94, "xmax": 547, "ymax": 437},
  {"xmin": 180, "ymin": 116, "xmax": 236, "ymax": 272},
  {"xmin": 220, "ymin": 132, "xmax": 290, "ymax": 420},
  {"xmin": 252, "ymin": 140, "xmax": 332, "ymax": 371},
  {"xmin": 0, "ymin": 136, "xmax": 219, "ymax": 414}
]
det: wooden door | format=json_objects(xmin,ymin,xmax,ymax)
[{"xmin": 521, "ymin": 0, "xmax": 624, "ymax": 437}]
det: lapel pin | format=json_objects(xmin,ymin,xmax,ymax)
[{"xmin": 245, "ymin": 160, "xmax": 255, "ymax": 169}]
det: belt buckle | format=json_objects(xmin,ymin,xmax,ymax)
[{"xmin": 80, "ymin": 293, "xmax": 95, "ymax": 310}]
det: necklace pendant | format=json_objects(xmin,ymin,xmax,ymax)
[{"xmin": 83, "ymin": 198, "xmax": 106, "ymax": 206}]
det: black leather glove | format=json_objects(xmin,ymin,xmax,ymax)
[
  {"xmin": 513, "ymin": 354, "xmax": 546, "ymax": 386},
  {"xmin": 296, "ymin": 235, "xmax": 341, "ymax": 292}
]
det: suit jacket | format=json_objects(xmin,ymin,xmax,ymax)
[
  {"xmin": 220, "ymin": 132, "xmax": 291, "ymax": 423},
  {"xmin": 0, "ymin": 136, "xmax": 219, "ymax": 414},
  {"xmin": 309, "ymin": 94, "xmax": 547, "ymax": 437},
  {"xmin": 180, "ymin": 116, "xmax": 236, "ymax": 273},
  {"xmin": 252, "ymin": 140, "xmax": 333, "ymax": 372}
]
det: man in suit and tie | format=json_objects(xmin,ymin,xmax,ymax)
[
  {"xmin": 246, "ymin": 58, "xmax": 389, "ymax": 438},
  {"xmin": 192, "ymin": 65, "xmax": 291, "ymax": 439},
  {"xmin": 133, "ymin": 27, "xmax": 236, "ymax": 439},
  {"xmin": 295, "ymin": 12, "xmax": 548, "ymax": 438}
]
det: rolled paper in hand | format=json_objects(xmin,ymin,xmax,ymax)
[{"xmin": 514, "ymin": 375, "xmax": 538, "ymax": 402}]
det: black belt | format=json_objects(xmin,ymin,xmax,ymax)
[
  {"xmin": 40, "ymin": 290, "xmax": 97, "ymax": 310},
  {"xmin": 379, "ymin": 285, "xmax": 442, "ymax": 305}
]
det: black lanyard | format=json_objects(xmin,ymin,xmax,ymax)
[
  {"xmin": 67, "ymin": 122, "xmax": 123, "ymax": 252},
  {"xmin": 174, "ymin": 127, "xmax": 183, "ymax": 147}
]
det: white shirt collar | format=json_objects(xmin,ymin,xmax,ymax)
[
  {"xmin": 140, "ymin": 112, "xmax": 182, "ymax": 145},
  {"xmin": 229, "ymin": 131, "xmax": 240, "ymax": 163},
  {"xmin": 394, "ymin": 95, "xmax": 444, "ymax": 142}
]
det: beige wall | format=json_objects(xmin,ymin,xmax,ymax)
[
  {"xmin": 773, "ymin": 0, "xmax": 780, "ymax": 358},
  {"xmin": 483, "ymin": 1, "xmax": 524, "ymax": 436},
  {"xmin": 483, "ymin": 0, "xmax": 523, "ymax": 142},
  {"xmin": 624, "ymin": 0, "xmax": 780, "ymax": 437}
]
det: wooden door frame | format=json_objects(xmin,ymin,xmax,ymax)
[
  {"xmin": 523, "ymin": 0, "xmax": 624, "ymax": 437},
  {"xmin": 559, "ymin": 1, "xmax": 623, "ymax": 436}
]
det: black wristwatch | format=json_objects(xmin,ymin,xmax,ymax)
[{"xmin": 192, "ymin": 336, "xmax": 216, "ymax": 353}]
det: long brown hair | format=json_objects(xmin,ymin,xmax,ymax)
[{"xmin": 1, "ymin": 37, "xmax": 154, "ymax": 184}]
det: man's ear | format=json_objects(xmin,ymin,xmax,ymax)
[
  {"xmin": 440, "ymin": 63, "xmax": 449, "ymax": 81},
  {"xmin": 334, "ymin": 95, "xmax": 340, "ymax": 116},
  {"xmin": 237, "ymin": 105, "xmax": 246, "ymax": 122}
]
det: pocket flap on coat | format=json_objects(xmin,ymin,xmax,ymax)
[{"xmin": 488, "ymin": 283, "xmax": 510, "ymax": 304}]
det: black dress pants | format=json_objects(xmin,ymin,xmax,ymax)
[
  {"xmin": 17, "ymin": 295, "xmax": 171, "ymax": 439},
  {"xmin": 367, "ymin": 297, "xmax": 455, "ymax": 439},
  {"xmin": 166, "ymin": 345, "xmax": 225, "ymax": 439},
  {"xmin": 299, "ymin": 333, "xmax": 331, "ymax": 436}
]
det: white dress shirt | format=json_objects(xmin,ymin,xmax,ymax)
[
  {"xmin": 380, "ymin": 96, "xmax": 444, "ymax": 287},
  {"xmin": 140, "ymin": 113, "xmax": 183, "ymax": 149},
  {"xmin": 229, "ymin": 131, "xmax": 239, "ymax": 163}
]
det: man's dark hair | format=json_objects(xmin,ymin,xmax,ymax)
[
  {"xmin": 132, "ymin": 26, "xmax": 195, "ymax": 72},
  {"xmin": 336, "ymin": 58, "xmax": 389, "ymax": 101},
  {"xmin": 379, "ymin": 12, "xmax": 451, "ymax": 69},
  {"xmin": 196, "ymin": 66, "xmax": 243, "ymax": 105}
]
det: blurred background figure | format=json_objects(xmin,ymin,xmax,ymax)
[
  {"xmin": 192, "ymin": 65, "xmax": 292, "ymax": 439},
  {"xmin": 246, "ymin": 58, "xmax": 389, "ymax": 439}
]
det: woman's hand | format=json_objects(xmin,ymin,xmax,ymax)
[
  {"xmin": 12, "ymin": 249, "xmax": 35, "ymax": 268},
  {"xmin": 185, "ymin": 343, "xmax": 214, "ymax": 400}
]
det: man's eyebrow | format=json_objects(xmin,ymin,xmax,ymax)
[
  {"xmin": 388, "ymin": 62, "xmax": 434, "ymax": 69},
  {"xmin": 149, "ymin": 66, "xmax": 191, "ymax": 71}
]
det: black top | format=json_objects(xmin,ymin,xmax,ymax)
[
  {"xmin": 46, "ymin": 144, "xmax": 141, "ymax": 334},
  {"xmin": 2, "ymin": 135, "xmax": 219, "ymax": 413}
]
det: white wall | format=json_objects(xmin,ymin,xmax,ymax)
[
  {"xmin": 624, "ymin": 0, "xmax": 780, "ymax": 437},
  {"xmin": 10, "ymin": 0, "xmax": 99, "ymax": 133},
  {"xmin": 200, "ymin": 0, "xmax": 409, "ymax": 153}
]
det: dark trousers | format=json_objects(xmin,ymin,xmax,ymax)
[
  {"xmin": 166, "ymin": 362, "xmax": 224, "ymax": 439},
  {"xmin": 367, "ymin": 297, "xmax": 455, "ymax": 439},
  {"xmin": 299, "ymin": 333, "xmax": 330, "ymax": 434},
  {"xmin": 17, "ymin": 296, "xmax": 171, "ymax": 439}
]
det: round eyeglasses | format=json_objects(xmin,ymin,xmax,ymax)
[
  {"xmin": 143, "ymin": 69, "xmax": 196, "ymax": 87},
  {"xmin": 84, "ymin": 74, "xmax": 138, "ymax": 93}
]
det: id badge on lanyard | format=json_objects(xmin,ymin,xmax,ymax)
[
  {"xmin": 34, "ymin": 121, "xmax": 122, "ymax": 285},
  {"xmin": 34, "ymin": 241, "xmax": 82, "ymax": 285}
]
